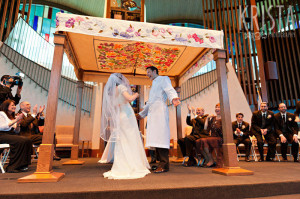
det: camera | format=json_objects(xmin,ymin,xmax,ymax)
[
  {"xmin": 11, "ymin": 76, "xmax": 23, "ymax": 88},
  {"xmin": 4, "ymin": 73, "xmax": 24, "ymax": 88}
]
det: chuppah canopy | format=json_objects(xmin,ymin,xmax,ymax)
[
  {"xmin": 18, "ymin": 13, "xmax": 253, "ymax": 183},
  {"xmin": 56, "ymin": 13, "xmax": 224, "ymax": 86}
]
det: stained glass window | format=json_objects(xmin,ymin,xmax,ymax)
[{"xmin": 21, "ymin": 4, "xmax": 72, "ymax": 44}]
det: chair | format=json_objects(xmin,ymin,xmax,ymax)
[
  {"xmin": 251, "ymin": 136, "xmax": 280, "ymax": 161},
  {"xmin": 237, "ymin": 136, "xmax": 258, "ymax": 162},
  {"xmin": 55, "ymin": 125, "xmax": 74, "ymax": 151},
  {"xmin": 32, "ymin": 144, "xmax": 39, "ymax": 159},
  {"xmin": 0, "ymin": 144, "xmax": 10, "ymax": 173}
]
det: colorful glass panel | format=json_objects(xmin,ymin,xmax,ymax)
[
  {"xmin": 33, "ymin": 16, "xmax": 38, "ymax": 31},
  {"xmin": 35, "ymin": 5, "xmax": 44, "ymax": 17},
  {"xmin": 42, "ymin": 18, "xmax": 51, "ymax": 34}
]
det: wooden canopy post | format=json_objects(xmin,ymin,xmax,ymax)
[
  {"xmin": 138, "ymin": 85, "xmax": 145, "ymax": 136},
  {"xmin": 212, "ymin": 49, "xmax": 253, "ymax": 176},
  {"xmin": 63, "ymin": 80, "xmax": 85, "ymax": 165},
  {"xmin": 174, "ymin": 87, "xmax": 183, "ymax": 161},
  {"xmin": 18, "ymin": 34, "xmax": 66, "ymax": 182}
]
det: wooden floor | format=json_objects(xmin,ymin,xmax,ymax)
[{"xmin": 1, "ymin": 157, "xmax": 300, "ymax": 199}]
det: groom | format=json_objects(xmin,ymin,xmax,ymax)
[{"xmin": 137, "ymin": 66, "xmax": 180, "ymax": 173}]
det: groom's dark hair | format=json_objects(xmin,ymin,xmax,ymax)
[{"xmin": 146, "ymin": 66, "xmax": 159, "ymax": 75}]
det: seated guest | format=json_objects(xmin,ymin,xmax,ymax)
[
  {"xmin": 232, "ymin": 113, "xmax": 251, "ymax": 162},
  {"xmin": 0, "ymin": 99, "xmax": 32, "ymax": 173},
  {"xmin": 19, "ymin": 101, "xmax": 61, "ymax": 161},
  {"xmin": 196, "ymin": 103, "xmax": 223, "ymax": 168},
  {"xmin": 295, "ymin": 101, "xmax": 300, "ymax": 137},
  {"xmin": 251, "ymin": 102, "xmax": 276, "ymax": 162},
  {"xmin": 19, "ymin": 101, "xmax": 45, "ymax": 145},
  {"xmin": 178, "ymin": 104, "xmax": 208, "ymax": 167},
  {"xmin": 274, "ymin": 103, "xmax": 299, "ymax": 162}
]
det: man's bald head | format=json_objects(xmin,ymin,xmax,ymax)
[
  {"xmin": 20, "ymin": 101, "xmax": 31, "ymax": 113},
  {"xmin": 196, "ymin": 107, "xmax": 204, "ymax": 116}
]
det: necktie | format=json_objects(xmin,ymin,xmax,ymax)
[
  {"xmin": 238, "ymin": 123, "xmax": 241, "ymax": 128},
  {"xmin": 282, "ymin": 114, "xmax": 286, "ymax": 123},
  {"xmin": 262, "ymin": 113, "xmax": 266, "ymax": 127}
]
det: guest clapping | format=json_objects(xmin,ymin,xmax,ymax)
[
  {"xmin": 178, "ymin": 104, "xmax": 208, "ymax": 167},
  {"xmin": 0, "ymin": 99, "xmax": 32, "ymax": 173},
  {"xmin": 196, "ymin": 103, "xmax": 223, "ymax": 168}
]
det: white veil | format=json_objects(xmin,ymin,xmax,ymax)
[{"xmin": 100, "ymin": 73, "xmax": 132, "ymax": 142}]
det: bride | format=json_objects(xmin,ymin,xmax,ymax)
[{"xmin": 98, "ymin": 73, "xmax": 150, "ymax": 179}]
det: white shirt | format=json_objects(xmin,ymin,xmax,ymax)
[
  {"xmin": 21, "ymin": 111, "xmax": 36, "ymax": 118},
  {"xmin": 280, "ymin": 112, "xmax": 286, "ymax": 122},
  {"xmin": 0, "ymin": 111, "xmax": 16, "ymax": 131},
  {"xmin": 234, "ymin": 122, "xmax": 244, "ymax": 136}
]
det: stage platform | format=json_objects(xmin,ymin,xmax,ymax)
[{"xmin": 1, "ymin": 158, "xmax": 300, "ymax": 199}]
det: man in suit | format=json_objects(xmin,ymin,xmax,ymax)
[
  {"xmin": 19, "ymin": 101, "xmax": 61, "ymax": 161},
  {"xmin": 251, "ymin": 102, "xmax": 276, "ymax": 162},
  {"xmin": 232, "ymin": 113, "xmax": 251, "ymax": 162},
  {"xmin": 274, "ymin": 103, "xmax": 299, "ymax": 162},
  {"xmin": 178, "ymin": 105, "xmax": 208, "ymax": 167},
  {"xmin": 19, "ymin": 101, "xmax": 44, "ymax": 145}
]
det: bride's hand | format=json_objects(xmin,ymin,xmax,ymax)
[{"xmin": 134, "ymin": 93, "xmax": 139, "ymax": 99}]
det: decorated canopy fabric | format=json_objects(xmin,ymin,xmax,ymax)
[{"xmin": 56, "ymin": 13, "xmax": 224, "ymax": 85}]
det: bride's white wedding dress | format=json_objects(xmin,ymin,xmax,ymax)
[{"xmin": 99, "ymin": 85, "xmax": 150, "ymax": 179}]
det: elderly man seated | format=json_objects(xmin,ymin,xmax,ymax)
[
  {"xmin": 177, "ymin": 104, "xmax": 208, "ymax": 167},
  {"xmin": 232, "ymin": 113, "xmax": 251, "ymax": 162},
  {"xmin": 19, "ymin": 101, "xmax": 61, "ymax": 161}
]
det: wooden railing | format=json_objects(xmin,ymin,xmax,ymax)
[{"xmin": 168, "ymin": 69, "xmax": 217, "ymax": 106}]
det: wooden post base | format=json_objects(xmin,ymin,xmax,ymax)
[
  {"xmin": 18, "ymin": 171, "xmax": 65, "ymax": 183},
  {"xmin": 63, "ymin": 160, "xmax": 85, "ymax": 165},
  {"xmin": 212, "ymin": 167, "xmax": 254, "ymax": 176}
]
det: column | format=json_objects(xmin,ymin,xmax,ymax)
[
  {"xmin": 63, "ymin": 80, "xmax": 85, "ymax": 165},
  {"xmin": 18, "ymin": 34, "xmax": 66, "ymax": 182},
  {"xmin": 212, "ymin": 49, "xmax": 253, "ymax": 176}
]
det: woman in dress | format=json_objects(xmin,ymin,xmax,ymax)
[
  {"xmin": 99, "ymin": 73, "xmax": 150, "ymax": 179},
  {"xmin": 295, "ymin": 101, "xmax": 300, "ymax": 138},
  {"xmin": 0, "ymin": 99, "xmax": 32, "ymax": 173},
  {"xmin": 196, "ymin": 103, "xmax": 223, "ymax": 168}
]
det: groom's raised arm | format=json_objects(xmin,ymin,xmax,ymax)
[{"xmin": 162, "ymin": 76, "xmax": 180, "ymax": 106}]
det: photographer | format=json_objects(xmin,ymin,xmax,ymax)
[{"xmin": 0, "ymin": 75, "xmax": 22, "ymax": 105}]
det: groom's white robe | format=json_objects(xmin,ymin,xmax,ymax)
[{"xmin": 139, "ymin": 76, "xmax": 178, "ymax": 149}]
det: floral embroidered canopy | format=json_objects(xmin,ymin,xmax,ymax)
[{"xmin": 56, "ymin": 13, "xmax": 224, "ymax": 86}]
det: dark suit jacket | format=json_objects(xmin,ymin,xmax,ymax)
[
  {"xmin": 186, "ymin": 114, "xmax": 209, "ymax": 138},
  {"xmin": 232, "ymin": 121, "xmax": 250, "ymax": 139},
  {"xmin": 274, "ymin": 112, "xmax": 298, "ymax": 136},
  {"xmin": 19, "ymin": 113, "xmax": 44, "ymax": 137},
  {"xmin": 0, "ymin": 84, "xmax": 21, "ymax": 105},
  {"xmin": 250, "ymin": 110, "xmax": 275, "ymax": 135}
]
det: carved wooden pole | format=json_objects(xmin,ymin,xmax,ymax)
[
  {"xmin": 175, "ymin": 87, "xmax": 183, "ymax": 159},
  {"xmin": 18, "ymin": 33, "xmax": 66, "ymax": 182},
  {"xmin": 63, "ymin": 80, "xmax": 85, "ymax": 165},
  {"xmin": 212, "ymin": 49, "xmax": 253, "ymax": 176}
]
